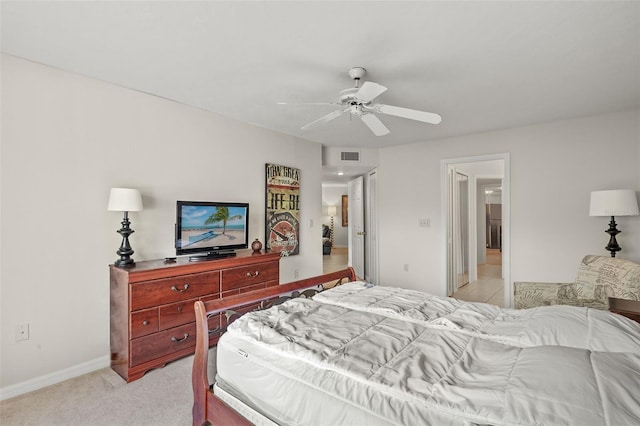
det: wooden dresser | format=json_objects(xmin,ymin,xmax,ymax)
[{"xmin": 110, "ymin": 251, "xmax": 280, "ymax": 382}]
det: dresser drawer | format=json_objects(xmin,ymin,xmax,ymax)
[
  {"xmin": 222, "ymin": 280, "xmax": 278, "ymax": 298},
  {"xmin": 221, "ymin": 261, "xmax": 278, "ymax": 292},
  {"xmin": 131, "ymin": 323, "xmax": 196, "ymax": 366},
  {"xmin": 131, "ymin": 271, "xmax": 220, "ymax": 311},
  {"xmin": 130, "ymin": 308, "xmax": 159, "ymax": 339},
  {"xmin": 159, "ymin": 297, "xmax": 200, "ymax": 330}
]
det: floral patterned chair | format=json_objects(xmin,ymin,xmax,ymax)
[{"xmin": 514, "ymin": 255, "xmax": 640, "ymax": 309}]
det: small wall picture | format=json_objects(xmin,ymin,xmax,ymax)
[
  {"xmin": 265, "ymin": 163, "xmax": 300, "ymax": 256},
  {"xmin": 342, "ymin": 195, "xmax": 348, "ymax": 227}
]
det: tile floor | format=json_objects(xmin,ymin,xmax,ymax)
[{"xmin": 453, "ymin": 249, "xmax": 504, "ymax": 307}]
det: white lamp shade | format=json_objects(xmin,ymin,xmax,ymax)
[
  {"xmin": 108, "ymin": 188, "xmax": 143, "ymax": 212},
  {"xmin": 327, "ymin": 205, "xmax": 337, "ymax": 217},
  {"xmin": 589, "ymin": 189, "xmax": 639, "ymax": 217}
]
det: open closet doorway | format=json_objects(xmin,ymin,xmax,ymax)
[
  {"xmin": 442, "ymin": 154, "xmax": 511, "ymax": 307},
  {"xmin": 479, "ymin": 179, "xmax": 503, "ymax": 288}
]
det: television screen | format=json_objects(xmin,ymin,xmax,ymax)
[{"xmin": 176, "ymin": 201, "xmax": 249, "ymax": 259}]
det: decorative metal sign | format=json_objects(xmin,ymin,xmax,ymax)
[{"xmin": 265, "ymin": 163, "xmax": 300, "ymax": 256}]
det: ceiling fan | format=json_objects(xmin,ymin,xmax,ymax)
[{"xmin": 298, "ymin": 67, "xmax": 442, "ymax": 136}]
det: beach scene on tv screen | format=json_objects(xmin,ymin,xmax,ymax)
[{"xmin": 179, "ymin": 205, "xmax": 246, "ymax": 250}]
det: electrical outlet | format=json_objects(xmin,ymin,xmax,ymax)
[
  {"xmin": 419, "ymin": 218, "xmax": 430, "ymax": 227},
  {"xmin": 15, "ymin": 324, "xmax": 29, "ymax": 342},
  {"xmin": 403, "ymin": 264, "xmax": 409, "ymax": 272},
  {"xmin": 294, "ymin": 269, "xmax": 299, "ymax": 279}
]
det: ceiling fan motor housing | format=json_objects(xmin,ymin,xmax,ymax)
[{"xmin": 339, "ymin": 88, "xmax": 367, "ymax": 106}]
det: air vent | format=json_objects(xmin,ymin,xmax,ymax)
[{"xmin": 340, "ymin": 151, "xmax": 360, "ymax": 162}]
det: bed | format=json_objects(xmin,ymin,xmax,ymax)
[{"xmin": 192, "ymin": 270, "xmax": 640, "ymax": 426}]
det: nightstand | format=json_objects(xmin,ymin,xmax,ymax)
[{"xmin": 609, "ymin": 297, "xmax": 640, "ymax": 324}]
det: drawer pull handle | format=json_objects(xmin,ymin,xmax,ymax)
[
  {"xmin": 177, "ymin": 306, "xmax": 183, "ymax": 313},
  {"xmin": 143, "ymin": 320, "xmax": 150, "ymax": 326},
  {"xmin": 246, "ymin": 271, "xmax": 260, "ymax": 278},
  {"xmin": 171, "ymin": 284, "xmax": 190, "ymax": 293},
  {"xmin": 171, "ymin": 333, "xmax": 189, "ymax": 343}
]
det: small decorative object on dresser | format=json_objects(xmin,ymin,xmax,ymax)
[
  {"xmin": 107, "ymin": 188, "xmax": 143, "ymax": 267},
  {"xmin": 109, "ymin": 251, "xmax": 280, "ymax": 382},
  {"xmin": 251, "ymin": 238, "xmax": 262, "ymax": 254}
]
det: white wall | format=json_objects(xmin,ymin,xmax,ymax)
[
  {"xmin": 0, "ymin": 55, "xmax": 323, "ymax": 393},
  {"xmin": 378, "ymin": 110, "xmax": 640, "ymax": 295}
]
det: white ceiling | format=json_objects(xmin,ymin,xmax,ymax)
[{"xmin": 2, "ymin": 1, "xmax": 639, "ymax": 152}]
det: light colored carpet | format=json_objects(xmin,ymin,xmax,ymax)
[{"xmin": 1, "ymin": 348, "xmax": 217, "ymax": 426}]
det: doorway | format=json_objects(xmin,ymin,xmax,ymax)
[
  {"xmin": 321, "ymin": 170, "xmax": 377, "ymax": 281},
  {"xmin": 442, "ymin": 154, "xmax": 510, "ymax": 307},
  {"xmin": 454, "ymin": 178, "xmax": 504, "ymax": 305},
  {"xmin": 321, "ymin": 183, "xmax": 349, "ymax": 274}
]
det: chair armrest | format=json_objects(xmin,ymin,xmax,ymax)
[{"xmin": 513, "ymin": 281, "xmax": 571, "ymax": 309}]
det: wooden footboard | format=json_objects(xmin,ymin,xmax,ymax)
[{"xmin": 192, "ymin": 267, "xmax": 357, "ymax": 426}]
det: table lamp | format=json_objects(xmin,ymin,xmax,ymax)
[
  {"xmin": 108, "ymin": 188, "xmax": 143, "ymax": 267},
  {"xmin": 328, "ymin": 205, "xmax": 337, "ymax": 244},
  {"xmin": 589, "ymin": 189, "xmax": 639, "ymax": 257}
]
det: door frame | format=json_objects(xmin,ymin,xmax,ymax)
[{"xmin": 441, "ymin": 153, "xmax": 512, "ymax": 307}]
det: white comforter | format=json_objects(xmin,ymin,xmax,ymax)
[
  {"xmin": 314, "ymin": 282, "xmax": 640, "ymax": 352},
  {"xmin": 223, "ymin": 294, "xmax": 640, "ymax": 425}
]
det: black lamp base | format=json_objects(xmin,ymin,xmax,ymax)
[
  {"xmin": 114, "ymin": 212, "xmax": 136, "ymax": 267},
  {"xmin": 604, "ymin": 216, "xmax": 621, "ymax": 258}
]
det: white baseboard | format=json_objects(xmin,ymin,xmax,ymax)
[{"xmin": 0, "ymin": 355, "xmax": 110, "ymax": 401}]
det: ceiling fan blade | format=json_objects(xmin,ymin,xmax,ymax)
[
  {"xmin": 277, "ymin": 102, "xmax": 337, "ymax": 106},
  {"xmin": 356, "ymin": 81, "xmax": 388, "ymax": 103},
  {"xmin": 360, "ymin": 113, "xmax": 390, "ymax": 136},
  {"xmin": 301, "ymin": 108, "xmax": 346, "ymax": 131},
  {"xmin": 374, "ymin": 104, "xmax": 442, "ymax": 124}
]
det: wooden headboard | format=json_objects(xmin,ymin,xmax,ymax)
[{"xmin": 191, "ymin": 267, "xmax": 358, "ymax": 426}]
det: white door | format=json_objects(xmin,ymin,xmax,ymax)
[
  {"xmin": 454, "ymin": 172, "xmax": 470, "ymax": 290},
  {"xmin": 348, "ymin": 176, "xmax": 365, "ymax": 279},
  {"xmin": 446, "ymin": 167, "xmax": 455, "ymax": 296},
  {"xmin": 366, "ymin": 169, "xmax": 378, "ymax": 284},
  {"xmin": 447, "ymin": 167, "xmax": 470, "ymax": 294}
]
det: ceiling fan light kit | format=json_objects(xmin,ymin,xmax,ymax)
[{"xmin": 301, "ymin": 67, "xmax": 442, "ymax": 136}]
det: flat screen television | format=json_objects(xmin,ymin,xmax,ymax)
[{"xmin": 175, "ymin": 201, "xmax": 249, "ymax": 261}]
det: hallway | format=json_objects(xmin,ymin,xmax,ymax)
[
  {"xmin": 452, "ymin": 249, "xmax": 504, "ymax": 307},
  {"xmin": 322, "ymin": 247, "xmax": 349, "ymax": 274}
]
